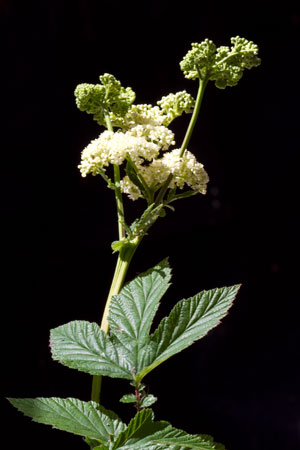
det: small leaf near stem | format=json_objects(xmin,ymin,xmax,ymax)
[
  {"xmin": 120, "ymin": 394, "xmax": 137, "ymax": 404},
  {"xmin": 133, "ymin": 381, "xmax": 157, "ymax": 411},
  {"xmin": 140, "ymin": 394, "xmax": 157, "ymax": 408}
]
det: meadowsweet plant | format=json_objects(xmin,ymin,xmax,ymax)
[{"xmin": 8, "ymin": 37, "xmax": 260, "ymax": 449}]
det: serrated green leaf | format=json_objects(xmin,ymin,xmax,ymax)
[
  {"xmin": 7, "ymin": 397, "xmax": 126, "ymax": 443},
  {"xmin": 50, "ymin": 321, "xmax": 133, "ymax": 380},
  {"xmin": 108, "ymin": 258, "xmax": 171, "ymax": 356},
  {"xmin": 153, "ymin": 431, "xmax": 226, "ymax": 449},
  {"xmin": 111, "ymin": 409, "xmax": 225, "ymax": 449},
  {"xmin": 112, "ymin": 409, "xmax": 154, "ymax": 449},
  {"xmin": 50, "ymin": 260, "xmax": 171, "ymax": 381},
  {"xmin": 136, "ymin": 285, "xmax": 240, "ymax": 381},
  {"xmin": 112, "ymin": 409, "xmax": 171, "ymax": 449},
  {"xmin": 120, "ymin": 394, "xmax": 137, "ymax": 404}
]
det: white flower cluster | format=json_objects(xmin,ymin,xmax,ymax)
[
  {"xmin": 78, "ymin": 128, "xmax": 172, "ymax": 177},
  {"xmin": 78, "ymin": 102, "xmax": 176, "ymax": 179},
  {"xmin": 128, "ymin": 124, "xmax": 175, "ymax": 150},
  {"xmin": 164, "ymin": 149, "xmax": 209, "ymax": 192},
  {"xmin": 119, "ymin": 176, "xmax": 141, "ymax": 201},
  {"xmin": 79, "ymin": 102, "xmax": 208, "ymax": 201},
  {"xmin": 120, "ymin": 149, "xmax": 209, "ymax": 200}
]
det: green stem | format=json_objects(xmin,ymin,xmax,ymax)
[
  {"xmin": 91, "ymin": 114, "xmax": 128, "ymax": 402},
  {"xmin": 113, "ymin": 164, "xmax": 125, "ymax": 239},
  {"xmin": 155, "ymin": 76, "xmax": 208, "ymax": 205},
  {"xmin": 105, "ymin": 114, "xmax": 125, "ymax": 240},
  {"xmin": 127, "ymin": 155, "xmax": 153, "ymax": 204},
  {"xmin": 154, "ymin": 173, "xmax": 173, "ymax": 205},
  {"xmin": 179, "ymin": 76, "xmax": 208, "ymax": 157},
  {"xmin": 91, "ymin": 237, "xmax": 142, "ymax": 403}
]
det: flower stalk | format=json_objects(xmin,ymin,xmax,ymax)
[
  {"xmin": 179, "ymin": 75, "xmax": 208, "ymax": 157},
  {"xmin": 105, "ymin": 114, "xmax": 126, "ymax": 240}
]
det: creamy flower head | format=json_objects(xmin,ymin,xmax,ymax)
[
  {"xmin": 78, "ymin": 121, "xmax": 175, "ymax": 177},
  {"xmin": 128, "ymin": 124, "xmax": 175, "ymax": 150},
  {"xmin": 79, "ymin": 130, "xmax": 162, "ymax": 177},
  {"xmin": 120, "ymin": 176, "xmax": 141, "ymax": 201},
  {"xmin": 79, "ymin": 124, "xmax": 208, "ymax": 202},
  {"xmin": 120, "ymin": 148, "xmax": 209, "ymax": 200},
  {"xmin": 162, "ymin": 149, "xmax": 209, "ymax": 192},
  {"xmin": 78, "ymin": 134, "xmax": 110, "ymax": 177}
]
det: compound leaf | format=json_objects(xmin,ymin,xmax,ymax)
[
  {"xmin": 50, "ymin": 260, "xmax": 171, "ymax": 381},
  {"xmin": 50, "ymin": 263, "xmax": 239, "ymax": 388}
]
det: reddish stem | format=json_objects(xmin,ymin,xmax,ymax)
[{"xmin": 135, "ymin": 384, "xmax": 141, "ymax": 411}]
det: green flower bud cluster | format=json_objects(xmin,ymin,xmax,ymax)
[
  {"xmin": 180, "ymin": 39, "xmax": 217, "ymax": 81},
  {"xmin": 157, "ymin": 91, "xmax": 195, "ymax": 126},
  {"xmin": 74, "ymin": 73, "xmax": 135, "ymax": 126},
  {"xmin": 108, "ymin": 92, "xmax": 195, "ymax": 130},
  {"xmin": 180, "ymin": 36, "xmax": 261, "ymax": 88}
]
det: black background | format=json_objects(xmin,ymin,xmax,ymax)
[{"xmin": 2, "ymin": 1, "xmax": 300, "ymax": 449}]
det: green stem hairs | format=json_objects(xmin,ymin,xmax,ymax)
[{"xmin": 8, "ymin": 37, "xmax": 260, "ymax": 450}]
